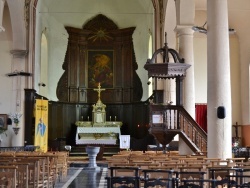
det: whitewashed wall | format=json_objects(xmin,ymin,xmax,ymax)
[{"xmin": 36, "ymin": 0, "xmax": 153, "ymax": 101}]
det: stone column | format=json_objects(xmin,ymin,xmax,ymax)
[
  {"xmin": 175, "ymin": 26, "xmax": 195, "ymax": 155},
  {"xmin": 10, "ymin": 50, "xmax": 28, "ymax": 147},
  {"xmin": 207, "ymin": 0, "xmax": 232, "ymax": 159},
  {"xmin": 0, "ymin": 0, "xmax": 5, "ymax": 32},
  {"xmin": 175, "ymin": 26, "xmax": 195, "ymax": 118}
]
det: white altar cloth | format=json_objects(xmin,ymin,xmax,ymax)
[{"xmin": 75, "ymin": 126, "xmax": 121, "ymax": 145}]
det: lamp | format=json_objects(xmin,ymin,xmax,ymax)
[
  {"xmin": 12, "ymin": 127, "xmax": 20, "ymax": 135},
  {"xmin": 38, "ymin": 82, "xmax": 46, "ymax": 87},
  {"xmin": 192, "ymin": 21, "xmax": 207, "ymax": 34},
  {"xmin": 192, "ymin": 21, "xmax": 236, "ymax": 35}
]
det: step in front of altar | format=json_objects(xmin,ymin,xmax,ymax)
[{"xmin": 69, "ymin": 144, "xmax": 120, "ymax": 157}]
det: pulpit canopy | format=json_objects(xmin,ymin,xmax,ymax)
[{"xmin": 144, "ymin": 33, "xmax": 191, "ymax": 79}]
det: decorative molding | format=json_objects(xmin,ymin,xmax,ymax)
[
  {"xmin": 24, "ymin": 0, "xmax": 31, "ymax": 28},
  {"xmin": 83, "ymin": 14, "xmax": 118, "ymax": 30},
  {"xmin": 83, "ymin": 14, "xmax": 118, "ymax": 43},
  {"xmin": 144, "ymin": 63, "xmax": 191, "ymax": 78},
  {"xmin": 6, "ymin": 71, "xmax": 32, "ymax": 77},
  {"xmin": 10, "ymin": 50, "xmax": 28, "ymax": 58}
]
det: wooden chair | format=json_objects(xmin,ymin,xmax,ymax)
[
  {"xmin": 175, "ymin": 171, "xmax": 207, "ymax": 188},
  {"xmin": 226, "ymin": 157, "xmax": 246, "ymax": 167},
  {"xmin": 106, "ymin": 176, "xmax": 141, "ymax": 188},
  {"xmin": 15, "ymin": 156, "xmax": 47, "ymax": 188},
  {"xmin": 106, "ymin": 166, "xmax": 141, "ymax": 188},
  {"xmin": 207, "ymin": 166, "xmax": 241, "ymax": 187},
  {"xmin": 47, "ymin": 151, "xmax": 69, "ymax": 182},
  {"xmin": 0, "ymin": 165, "xmax": 18, "ymax": 188},
  {"xmin": 107, "ymin": 157, "xmax": 129, "ymax": 169},
  {"xmin": 141, "ymin": 169, "xmax": 175, "ymax": 186}
]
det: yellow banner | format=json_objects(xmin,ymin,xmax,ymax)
[{"xmin": 34, "ymin": 99, "xmax": 48, "ymax": 152}]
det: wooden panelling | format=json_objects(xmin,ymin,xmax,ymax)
[
  {"xmin": 25, "ymin": 88, "xmax": 150, "ymax": 150},
  {"xmin": 47, "ymin": 102, "xmax": 149, "ymax": 146},
  {"xmin": 56, "ymin": 14, "xmax": 143, "ymax": 103}
]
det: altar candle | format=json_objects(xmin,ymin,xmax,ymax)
[
  {"xmin": 88, "ymin": 116, "xmax": 89, "ymax": 121},
  {"xmin": 81, "ymin": 116, "xmax": 83, "ymax": 120},
  {"xmin": 115, "ymin": 116, "xmax": 116, "ymax": 121},
  {"xmin": 110, "ymin": 116, "xmax": 111, "ymax": 121}
]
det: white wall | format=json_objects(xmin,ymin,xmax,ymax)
[
  {"xmin": 194, "ymin": 35, "xmax": 207, "ymax": 103},
  {"xmin": 0, "ymin": 4, "xmax": 16, "ymax": 146},
  {"xmin": 36, "ymin": 0, "xmax": 153, "ymax": 101},
  {"xmin": 0, "ymin": 4, "xmax": 12, "ymax": 114}
]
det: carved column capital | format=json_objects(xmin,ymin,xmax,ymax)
[
  {"xmin": 10, "ymin": 50, "xmax": 28, "ymax": 58},
  {"xmin": 24, "ymin": 0, "xmax": 31, "ymax": 28},
  {"xmin": 175, "ymin": 25, "xmax": 194, "ymax": 36}
]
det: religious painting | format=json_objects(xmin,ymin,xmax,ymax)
[
  {"xmin": 0, "ymin": 114, "xmax": 7, "ymax": 129},
  {"xmin": 88, "ymin": 50, "xmax": 114, "ymax": 88}
]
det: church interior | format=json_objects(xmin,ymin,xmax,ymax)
[{"xmin": 0, "ymin": 0, "xmax": 250, "ymax": 187}]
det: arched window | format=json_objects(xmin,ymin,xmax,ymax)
[
  {"xmin": 40, "ymin": 32, "xmax": 48, "ymax": 97},
  {"xmin": 148, "ymin": 30, "xmax": 153, "ymax": 97}
]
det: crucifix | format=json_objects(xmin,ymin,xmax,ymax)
[{"xmin": 93, "ymin": 83, "xmax": 105, "ymax": 102}]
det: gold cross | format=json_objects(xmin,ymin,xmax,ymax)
[{"xmin": 93, "ymin": 83, "xmax": 105, "ymax": 102}]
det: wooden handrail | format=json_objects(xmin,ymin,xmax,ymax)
[{"xmin": 149, "ymin": 104, "xmax": 207, "ymax": 153}]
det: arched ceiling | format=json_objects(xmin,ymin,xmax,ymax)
[
  {"xmin": 41, "ymin": 0, "xmax": 153, "ymax": 14},
  {"xmin": 195, "ymin": 0, "xmax": 206, "ymax": 10}
]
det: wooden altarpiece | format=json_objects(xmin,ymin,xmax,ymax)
[
  {"xmin": 57, "ymin": 14, "xmax": 143, "ymax": 103},
  {"xmin": 24, "ymin": 15, "xmax": 150, "ymax": 150}
]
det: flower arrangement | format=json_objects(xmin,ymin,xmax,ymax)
[{"xmin": 9, "ymin": 112, "xmax": 22, "ymax": 126}]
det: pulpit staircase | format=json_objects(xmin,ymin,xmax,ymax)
[{"xmin": 149, "ymin": 104, "xmax": 207, "ymax": 154}]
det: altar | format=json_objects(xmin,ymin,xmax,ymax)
[
  {"xmin": 75, "ymin": 121, "xmax": 122, "ymax": 145},
  {"xmin": 75, "ymin": 83, "xmax": 122, "ymax": 146}
]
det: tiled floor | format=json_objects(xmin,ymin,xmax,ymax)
[{"xmin": 54, "ymin": 162, "xmax": 108, "ymax": 188}]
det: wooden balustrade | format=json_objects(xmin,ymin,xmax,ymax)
[{"xmin": 149, "ymin": 105, "xmax": 207, "ymax": 153}]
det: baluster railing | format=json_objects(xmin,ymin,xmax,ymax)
[{"xmin": 149, "ymin": 104, "xmax": 207, "ymax": 153}]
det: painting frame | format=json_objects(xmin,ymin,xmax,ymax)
[
  {"xmin": 0, "ymin": 114, "xmax": 8, "ymax": 130},
  {"xmin": 87, "ymin": 50, "xmax": 114, "ymax": 88}
]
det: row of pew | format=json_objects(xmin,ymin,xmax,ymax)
[
  {"xmin": 105, "ymin": 150, "xmax": 250, "ymax": 187},
  {"xmin": 0, "ymin": 151, "xmax": 69, "ymax": 188}
]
